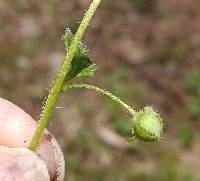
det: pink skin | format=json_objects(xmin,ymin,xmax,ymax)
[
  {"xmin": 0, "ymin": 146, "xmax": 50, "ymax": 181},
  {"xmin": 0, "ymin": 98, "xmax": 65, "ymax": 180}
]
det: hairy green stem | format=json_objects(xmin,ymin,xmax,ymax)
[
  {"xmin": 62, "ymin": 83, "xmax": 135, "ymax": 116},
  {"xmin": 29, "ymin": 0, "xmax": 102, "ymax": 151}
]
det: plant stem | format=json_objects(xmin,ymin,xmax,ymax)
[
  {"xmin": 62, "ymin": 83, "xmax": 135, "ymax": 116},
  {"xmin": 29, "ymin": 0, "xmax": 102, "ymax": 151}
]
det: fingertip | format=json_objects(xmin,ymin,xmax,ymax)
[
  {"xmin": 0, "ymin": 146, "xmax": 50, "ymax": 181},
  {"xmin": 0, "ymin": 97, "xmax": 65, "ymax": 180}
]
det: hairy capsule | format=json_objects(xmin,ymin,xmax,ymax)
[{"xmin": 132, "ymin": 106, "xmax": 163, "ymax": 142}]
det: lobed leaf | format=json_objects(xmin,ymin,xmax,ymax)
[{"xmin": 62, "ymin": 28, "xmax": 97, "ymax": 80}]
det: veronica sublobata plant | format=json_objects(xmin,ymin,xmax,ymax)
[{"xmin": 29, "ymin": 0, "xmax": 163, "ymax": 152}]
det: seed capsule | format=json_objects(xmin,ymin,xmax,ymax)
[{"xmin": 132, "ymin": 106, "xmax": 163, "ymax": 142}]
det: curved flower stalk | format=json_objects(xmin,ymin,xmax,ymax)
[{"xmin": 62, "ymin": 83, "xmax": 163, "ymax": 142}]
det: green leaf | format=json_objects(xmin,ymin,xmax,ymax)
[
  {"xmin": 62, "ymin": 29, "xmax": 97, "ymax": 80},
  {"xmin": 77, "ymin": 63, "xmax": 97, "ymax": 78},
  {"xmin": 63, "ymin": 28, "xmax": 88, "ymax": 54},
  {"xmin": 65, "ymin": 55, "xmax": 93, "ymax": 80}
]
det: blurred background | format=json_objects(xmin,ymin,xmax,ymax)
[{"xmin": 0, "ymin": 0, "xmax": 200, "ymax": 180}]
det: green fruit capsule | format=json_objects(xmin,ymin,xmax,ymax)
[{"xmin": 132, "ymin": 106, "xmax": 163, "ymax": 142}]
